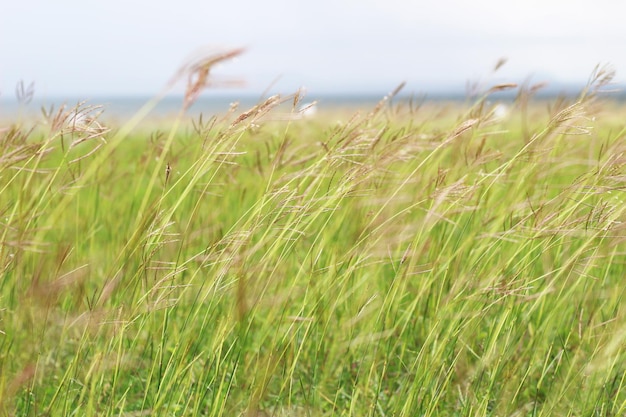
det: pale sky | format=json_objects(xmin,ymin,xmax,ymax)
[{"xmin": 1, "ymin": 0, "xmax": 625, "ymax": 99}]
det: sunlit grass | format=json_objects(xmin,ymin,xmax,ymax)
[{"xmin": 2, "ymin": 65, "xmax": 626, "ymax": 416}]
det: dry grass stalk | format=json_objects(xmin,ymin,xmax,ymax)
[
  {"xmin": 446, "ymin": 118, "xmax": 479, "ymax": 143},
  {"xmin": 180, "ymin": 47, "xmax": 245, "ymax": 111},
  {"xmin": 369, "ymin": 81, "xmax": 406, "ymax": 116},
  {"xmin": 493, "ymin": 57, "xmax": 508, "ymax": 72},
  {"xmin": 230, "ymin": 94, "xmax": 281, "ymax": 128},
  {"xmin": 43, "ymin": 101, "xmax": 110, "ymax": 156},
  {"xmin": 15, "ymin": 80, "xmax": 35, "ymax": 105},
  {"xmin": 487, "ymin": 83, "xmax": 518, "ymax": 94}
]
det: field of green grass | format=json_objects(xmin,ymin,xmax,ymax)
[{"xmin": 2, "ymin": 68, "xmax": 626, "ymax": 416}]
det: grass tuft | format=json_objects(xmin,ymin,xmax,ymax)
[{"xmin": 1, "ymin": 63, "xmax": 626, "ymax": 416}]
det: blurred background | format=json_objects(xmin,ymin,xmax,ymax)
[{"xmin": 1, "ymin": 0, "xmax": 625, "ymax": 115}]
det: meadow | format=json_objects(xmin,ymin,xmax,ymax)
[{"xmin": 1, "ymin": 64, "xmax": 626, "ymax": 416}]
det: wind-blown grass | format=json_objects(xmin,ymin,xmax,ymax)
[{"xmin": 1, "ymin": 64, "xmax": 626, "ymax": 416}]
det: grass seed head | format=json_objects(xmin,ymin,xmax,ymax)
[{"xmin": 180, "ymin": 47, "xmax": 245, "ymax": 111}]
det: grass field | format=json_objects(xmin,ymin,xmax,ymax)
[{"xmin": 2, "ymin": 65, "xmax": 626, "ymax": 416}]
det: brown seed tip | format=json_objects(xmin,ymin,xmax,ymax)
[
  {"xmin": 494, "ymin": 57, "xmax": 508, "ymax": 72},
  {"xmin": 487, "ymin": 83, "xmax": 518, "ymax": 94},
  {"xmin": 182, "ymin": 47, "xmax": 246, "ymax": 111}
]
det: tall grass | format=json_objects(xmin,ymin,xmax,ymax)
[{"xmin": 1, "ymin": 60, "xmax": 626, "ymax": 416}]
